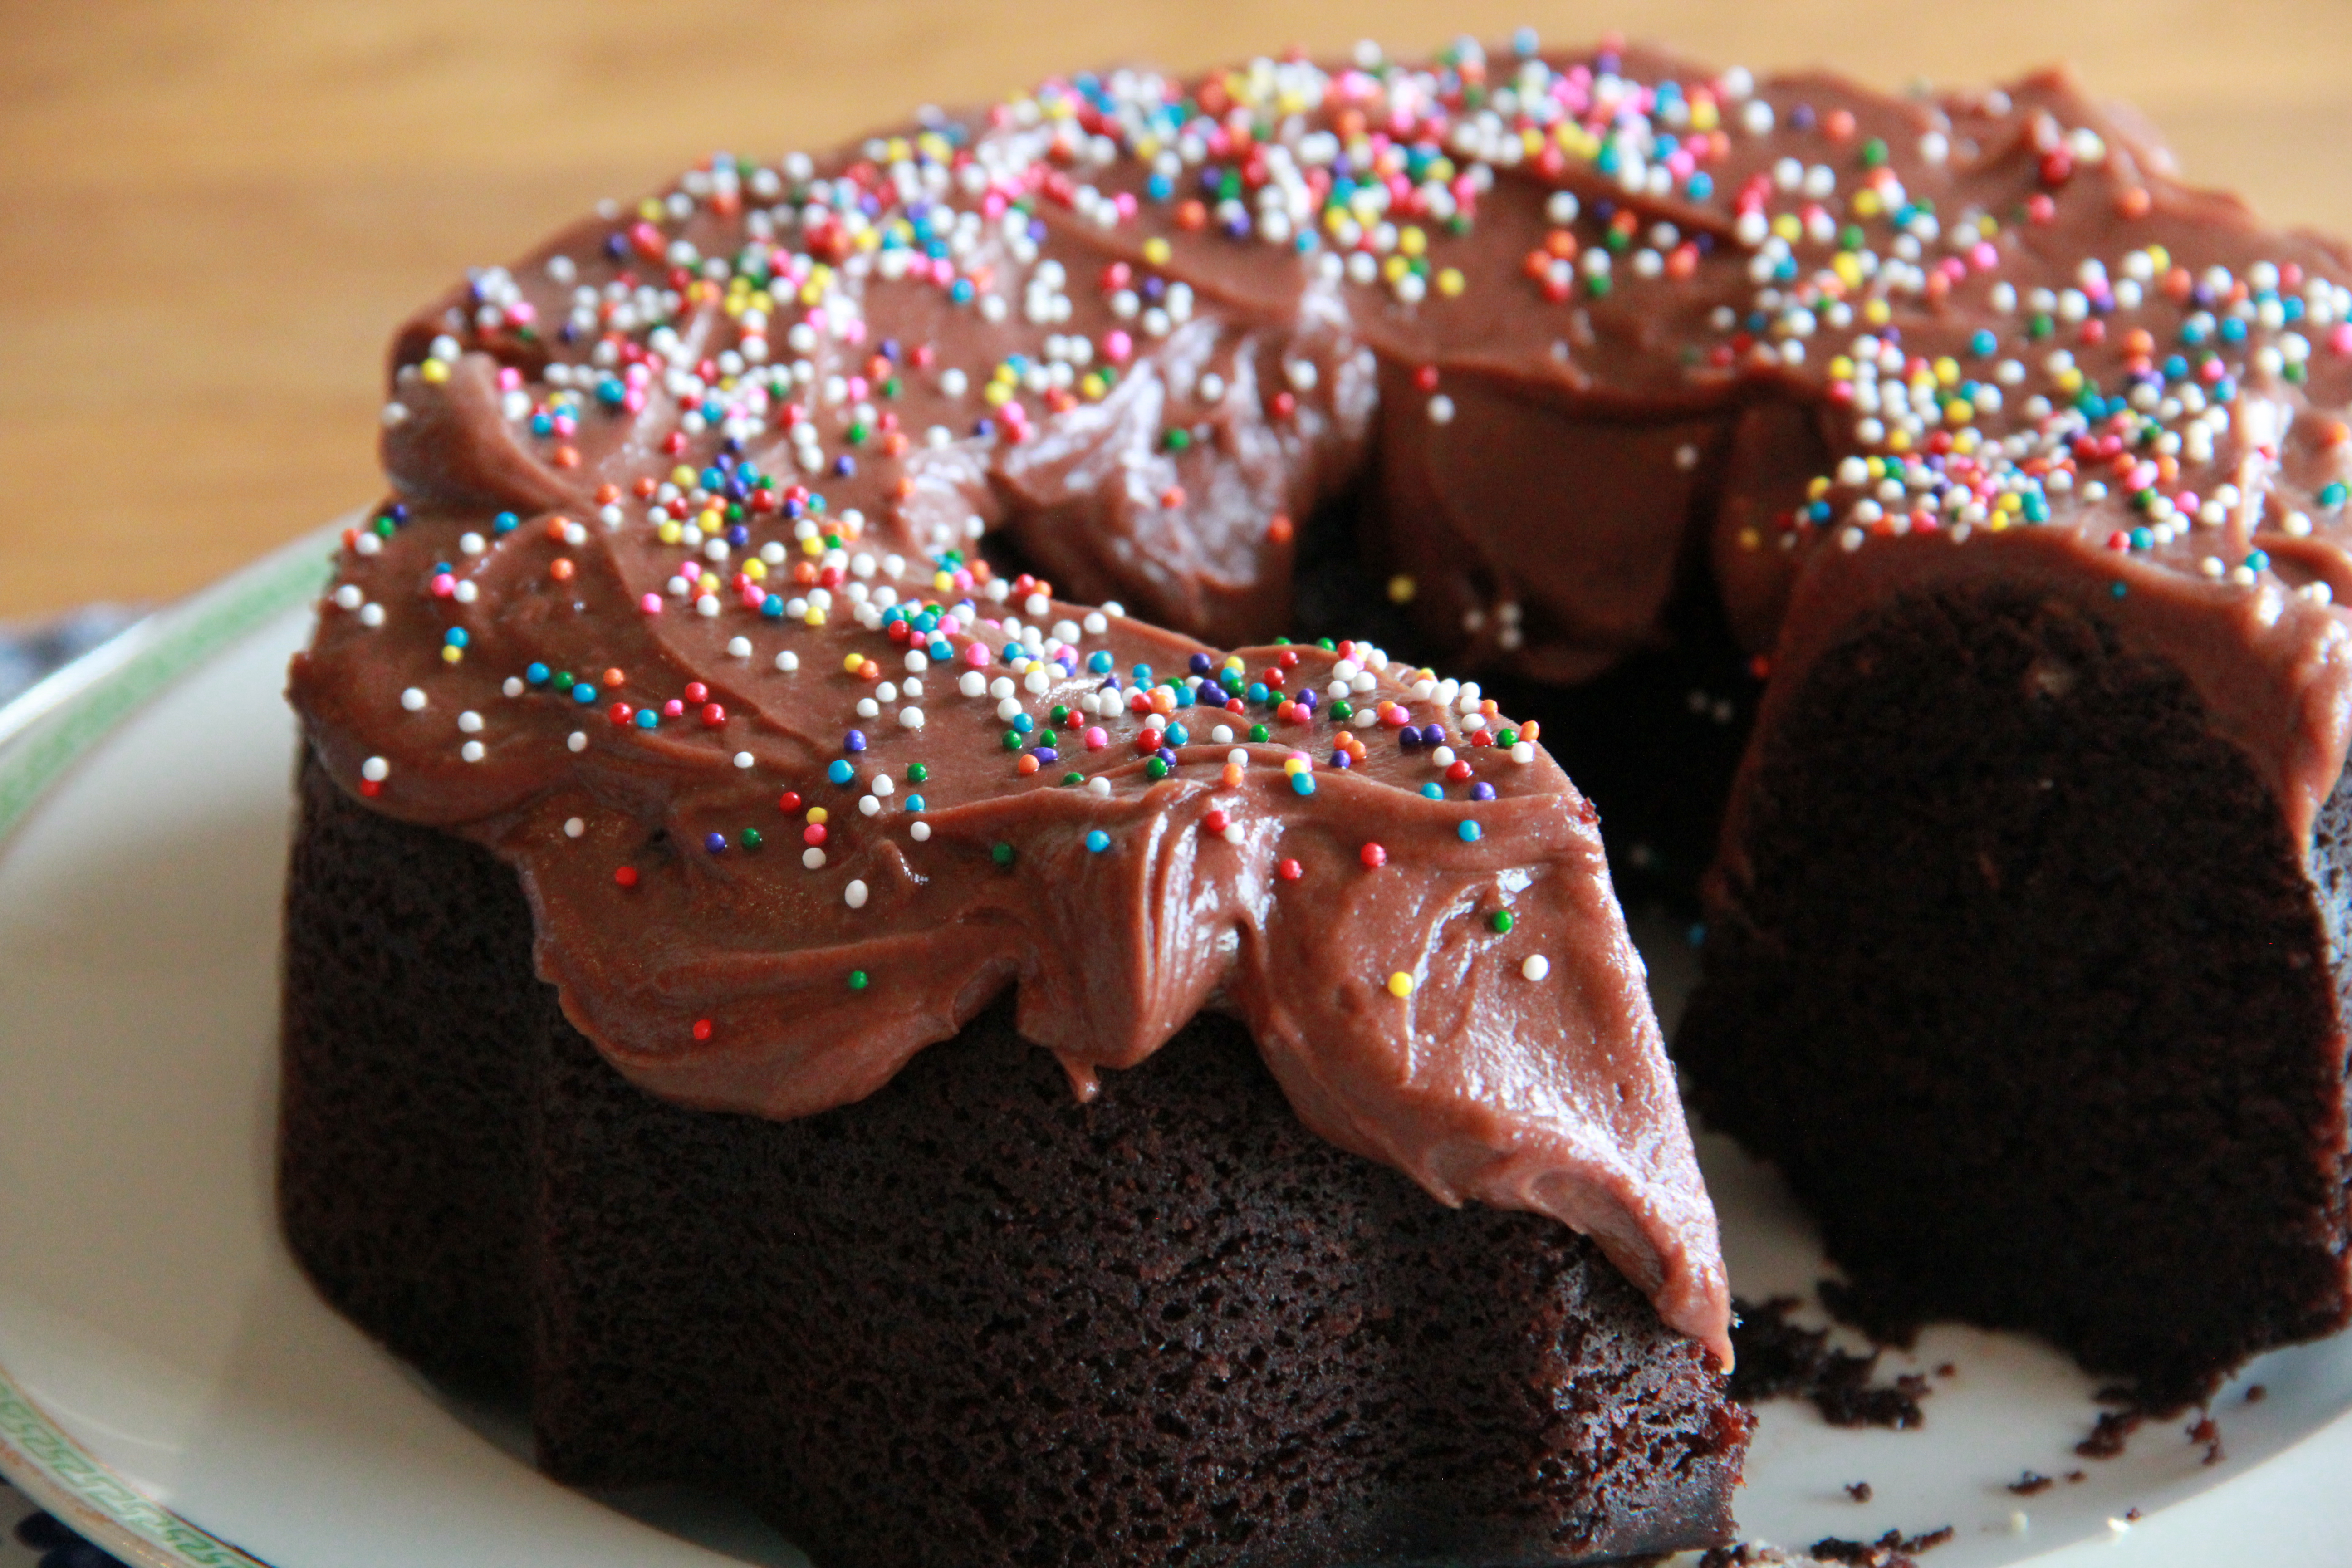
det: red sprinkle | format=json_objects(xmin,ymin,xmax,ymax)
[
  {"xmin": 615, "ymin": 866, "xmax": 639, "ymax": 888},
  {"xmin": 1360, "ymin": 842, "xmax": 1387, "ymax": 869},
  {"xmin": 778, "ymin": 790, "xmax": 804, "ymax": 813},
  {"xmin": 1277, "ymin": 858, "xmax": 1303, "ymax": 881},
  {"xmin": 1202, "ymin": 808, "xmax": 1230, "ymax": 834},
  {"xmin": 691, "ymin": 1018, "xmax": 714, "ymax": 1041}
]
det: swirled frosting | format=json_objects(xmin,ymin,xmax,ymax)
[{"xmin": 292, "ymin": 34, "xmax": 2352, "ymax": 1368}]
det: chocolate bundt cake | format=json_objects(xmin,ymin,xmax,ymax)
[{"xmin": 283, "ymin": 27, "xmax": 2352, "ymax": 1559}]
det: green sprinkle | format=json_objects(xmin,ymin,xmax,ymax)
[
  {"xmin": 1002, "ymin": 730, "xmax": 1022, "ymax": 751},
  {"xmin": 1248, "ymin": 723, "xmax": 1269, "ymax": 743},
  {"xmin": 1495, "ymin": 728, "xmax": 1517, "ymax": 748},
  {"xmin": 1491, "ymin": 911, "xmax": 1514, "ymax": 934},
  {"xmin": 1162, "ymin": 428, "xmax": 1192, "ymax": 452},
  {"xmin": 741, "ymin": 828, "xmax": 763, "ymax": 849},
  {"xmin": 848, "ymin": 970, "xmax": 869, "ymax": 990},
  {"xmin": 1061, "ymin": 770, "xmax": 1085, "ymax": 786},
  {"xmin": 1049, "ymin": 704, "xmax": 1071, "ymax": 725},
  {"xmin": 1859, "ymin": 137, "xmax": 1887, "ymax": 169},
  {"xmin": 907, "ymin": 763, "xmax": 930, "ymax": 783},
  {"xmin": 991, "ymin": 842, "xmax": 1016, "ymax": 867},
  {"xmin": 1145, "ymin": 757, "xmax": 1171, "ymax": 780}
]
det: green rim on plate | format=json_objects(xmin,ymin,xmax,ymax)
[{"xmin": 0, "ymin": 525, "xmax": 338, "ymax": 1568}]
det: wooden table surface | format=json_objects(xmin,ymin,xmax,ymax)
[{"xmin": 5, "ymin": 0, "xmax": 2349, "ymax": 618}]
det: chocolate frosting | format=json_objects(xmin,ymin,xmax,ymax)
[{"xmin": 290, "ymin": 35, "xmax": 2352, "ymax": 1368}]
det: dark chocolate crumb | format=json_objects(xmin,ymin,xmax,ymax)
[
  {"xmin": 2065, "ymin": 1470, "xmax": 2087, "ymax": 1484},
  {"xmin": 2124, "ymin": 1508, "xmax": 2143, "ymax": 1523},
  {"xmin": 1847, "ymin": 1480, "xmax": 1874, "ymax": 1503},
  {"xmin": 1934, "ymin": 1362, "xmax": 1955, "ymax": 1378},
  {"xmin": 2078, "ymin": 1406, "xmax": 2146, "ymax": 1459},
  {"xmin": 1729, "ymin": 1295, "xmax": 1932, "ymax": 1428},
  {"xmin": 2008, "ymin": 1471, "xmax": 2054, "ymax": 1496},
  {"xmin": 2246, "ymin": 1383, "xmax": 2268, "ymax": 1403},
  {"xmin": 1808, "ymin": 1524, "xmax": 1955, "ymax": 1566},
  {"xmin": 2189, "ymin": 1415, "xmax": 2225, "ymax": 1466}
]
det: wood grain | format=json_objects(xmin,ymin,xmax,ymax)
[{"xmin": 3, "ymin": 0, "xmax": 2347, "ymax": 617}]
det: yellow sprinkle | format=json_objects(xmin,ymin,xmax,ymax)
[
  {"xmin": 1864, "ymin": 298, "xmax": 1892, "ymax": 325},
  {"xmin": 1382, "ymin": 254, "xmax": 1410, "ymax": 283},
  {"xmin": 842, "ymin": 653, "xmax": 865, "ymax": 673},
  {"xmin": 1387, "ymin": 573, "xmax": 1417, "ymax": 604},
  {"xmin": 1934, "ymin": 357, "xmax": 1960, "ymax": 386},
  {"xmin": 637, "ymin": 197, "xmax": 663, "ymax": 221},
  {"xmin": 1142, "ymin": 237, "xmax": 1171, "ymax": 265},
  {"xmin": 744, "ymin": 559, "xmax": 767, "ymax": 581},
  {"xmin": 1828, "ymin": 356, "xmax": 1856, "ymax": 380},
  {"xmin": 1886, "ymin": 429, "xmax": 1913, "ymax": 453},
  {"xmin": 1436, "ymin": 267, "xmax": 1465, "ymax": 297},
  {"xmin": 1738, "ymin": 526, "xmax": 1761, "ymax": 550},
  {"xmin": 1771, "ymin": 213, "xmax": 1802, "ymax": 243},
  {"xmin": 1852, "ymin": 189, "xmax": 1882, "ymax": 218},
  {"xmin": 1081, "ymin": 373, "xmax": 1106, "ymax": 399},
  {"xmin": 1387, "ymin": 971, "xmax": 1416, "ymax": 999},
  {"xmin": 804, "ymin": 608, "xmax": 827, "ymax": 627},
  {"xmin": 807, "ymin": 806, "xmax": 828, "ymax": 824},
  {"xmin": 698, "ymin": 572, "xmax": 720, "ymax": 594},
  {"xmin": 1399, "ymin": 227, "xmax": 1427, "ymax": 258},
  {"xmin": 933, "ymin": 570, "xmax": 957, "ymax": 593},
  {"xmin": 1690, "ymin": 99, "xmax": 1720, "ymax": 132},
  {"xmin": 1284, "ymin": 757, "xmax": 1310, "ymax": 775},
  {"xmin": 1807, "ymin": 475, "xmax": 1832, "ymax": 499},
  {"xmin": 441, "ymin": 644, "xmax": 462, "ymax": 663},
  {"xmin": 671, "ymin": 465, "xmax": 696, "ymax": 487},
  {"xmin": 657, "ymin": 521, "xmax": 683, "ymax": 545},
  {"xmin": 1944, "ymin": 400, "xmax": 1974, "ymax": 424}
]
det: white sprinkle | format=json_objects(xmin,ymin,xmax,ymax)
[
  {"xmin": 359, "ymin": 603, "xmax": 386, "ymax": 627},
  {"xmin": 1427, "ymin": 394, "xmax": 1456, "ymax": 425},
  {"xmin": 1522, "ymin": 955, "xmax": 1552, "ymax": 982},
  {"xmin": 461, "ymin": 740, "xmax": 486, "ymax": 763},
  {"xmin": 2006, "ymin": 1511, "xmax": 2029, "ymax": 1535},
  {"xmin": 458, "ymin": 710, "xmax": 483, "ymax": 733},
  {"xmin": 1431, "ymin": 746, "xmax": 1456, "ymax": 767},
  {"xmin": 900, "ymin": 706, "xmax": 925, "ymax": 729},
  {"xmin": 728, "ymin": 636, "xmax": 753, "ymax": 658},
  {"xmin": 696, "ymin": 594, "xmax": 721, "ymax": 617},
  {"xmin": 910, "ymin": 820, "xmax": 933, "ymax": 841},
  {"xmin": 380, "ymin": 401, "xmax": 409, "ymax": 427},
  {"xmin": 2107, "ymin": 1517, "xmax": 2131, "ymax": 1536},
  {"xmin": 1512, "ymin": 742, "xmax": 1537, "ymax": 764},
  {"xmin": 1212, "ymin": 725, "xmax": 1235, "ymax": 744},
  {"xmin": 858, "ymin": 795, "xmax": 882, "ymax": 816},
  {"xmin": 1223, "ymin": 824, "xmax": 1245, "ymax": 845},
  {"xmin": 564, "ymin": 817, "xmax": 585, "ymax": 839},
  {"xmin": 1227, "ymin": 747, "xmax": 1250, "ymax": 766},
  {"xmin": 502, "ymin": 676, "xmax": 524, "ymax": 697},
  {"xmin": 775, "ymin": 651, "xmax": 800, "ymax": 673},
  {"xmin": 360, "ymin": 756, "xmax": 390, "ymax": 782},
  {"xmin": 845, "ymin": 879, "xmax": 870, "ymax": 910},
  {"xmin": 856, "ymin": 697, "xmax": 882, "ymax": 718},
  {"xmin": 803, "ymin": 847, "xmax": 827, "ymax": 869},
  {"xmin": 568, "ymin": 731, "xmax": 588, "ymax": 753},
  {"xmin": 959, "ymin": 671, "xmax": 988, "ymax": 697},
  {"xmin": 333, "ymin": 584, "xmax": 363, "ymax": 609},
  {"xmin": 733, "ymin": 750, "xmax": 755, "ymax": 769},
  {"xmin": 400, "ymin": 687, "xmax": 427, "ymax": 711},
  {"xmin": 904, "ymin": 650, "xmax": 930, "ymax": 672}
]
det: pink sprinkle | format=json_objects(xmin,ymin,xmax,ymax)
[
  {"xmin": 640, "ymin": 593, "xmax": 663, "ymax": 614},
  {"xmin": 2331, "ymin": 323, "xmax": 2352, "ymax": 356},
  {"xmin": 964, "ymin": 643, "xmax": 991, "ymax": 667},
  {"xmin": 430, "ymin": 573, "xmax": 456, "ymax": 598},
  {"xmin": 848, "ymin": 376, "xmax": 870, "ymax": 401},
  {"xmin": 1103, "ymin": 330, "xmax": 1134, "ymax": 364},
  {"xmin": 1971, "ymin": 242, "xmax": 1999, "ymax": 270},
  {"xmin": 1084, "ymin": 726, "xmax": 1108, "ymax": 750},
  {"xmin": 497, "ymin": 366, "xmax": 523, "ymax": 391}
]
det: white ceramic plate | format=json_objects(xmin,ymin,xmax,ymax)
[{"xmin": 3, "ymin": 529, "xmax": 2351, "ymax": 1568}]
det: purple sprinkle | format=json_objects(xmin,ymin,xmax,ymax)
[
  {"xmin": 1470, "ymin": 782, "xmax": 1497, "ymax": 801},
  {"xmin": 1157, "ymin": 746, "xmax": 1178, "ymax": 767},
  {"xmin": 1420, "ymin": 723, "xmax": 1446, "ymax": 747},
  {"xmin": 1400, "ymin": 728, "xmax": 1422, "ymax": 751},
  {"xmin": 705, "ymin": 832, "xmax": 728, "ymax": 854},
  {"xmin": 1034, "ymin": 746, "xmax": 1060, "ymax": 763},
  {"xmin": 844, "ymin": 730, "xmax": 867, "ymax": 753}
]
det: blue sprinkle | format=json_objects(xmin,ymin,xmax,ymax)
[
  {"xmin": 762, "ymin": 594, "xmax": 785, "ymax": 619},
  {"xmin": 1085, "ymin": 829, "xmax": 1111, "ymax": 853},
  {"xmin": 1421, "ymin": 782, "xmax": 1444, "ymax": 799},
  {"xmin": 1088, "ymin": 651, "xmax": 1114, "ymax": 674},
  {"xmin": 635, "ymin": 709, "xmax": 658, "ymax": 730},
  {"xmin": 525, "ymin": 662, "xmax": 550, "ymax": 686},
  {"xmin": 493, "ymin": 512, "xmax": 519, "ymax": 534},
  {"xmin": 1290, "ymin": 773, "xmax": 1316, "ymax": 796},
  {"xmin": 929, "ymin": 639, "xmax": 954, "ymax": 661},
  {"xmin": 444, "ymin": 627, "xmax": 469, "ymax": 648},
  {"xmin": 827, "ymin": 759, "xmax": 854, "ymax": 785},
  {"xmin": 1011, "ymin": 713, "xmax": 1034, "ymax": 735},
  {"xmin": 1164, "ymin": 722, "xmax": 1190, "ymax": 747},
  {"xmin": 904, "ymin": 795, "xmax": 925, "ymax": 813},
  {"xmin": 572, "ymin": 683, "xmax": 598, "ymax": 704},
  {"xmin": 1458, "ymin": 820, "xmax": 1482, "ymax": 843}
]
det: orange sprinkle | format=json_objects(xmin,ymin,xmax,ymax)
[{"xmin": 549, "ymin": 558, "xmax": 575, "ymax": 582}]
